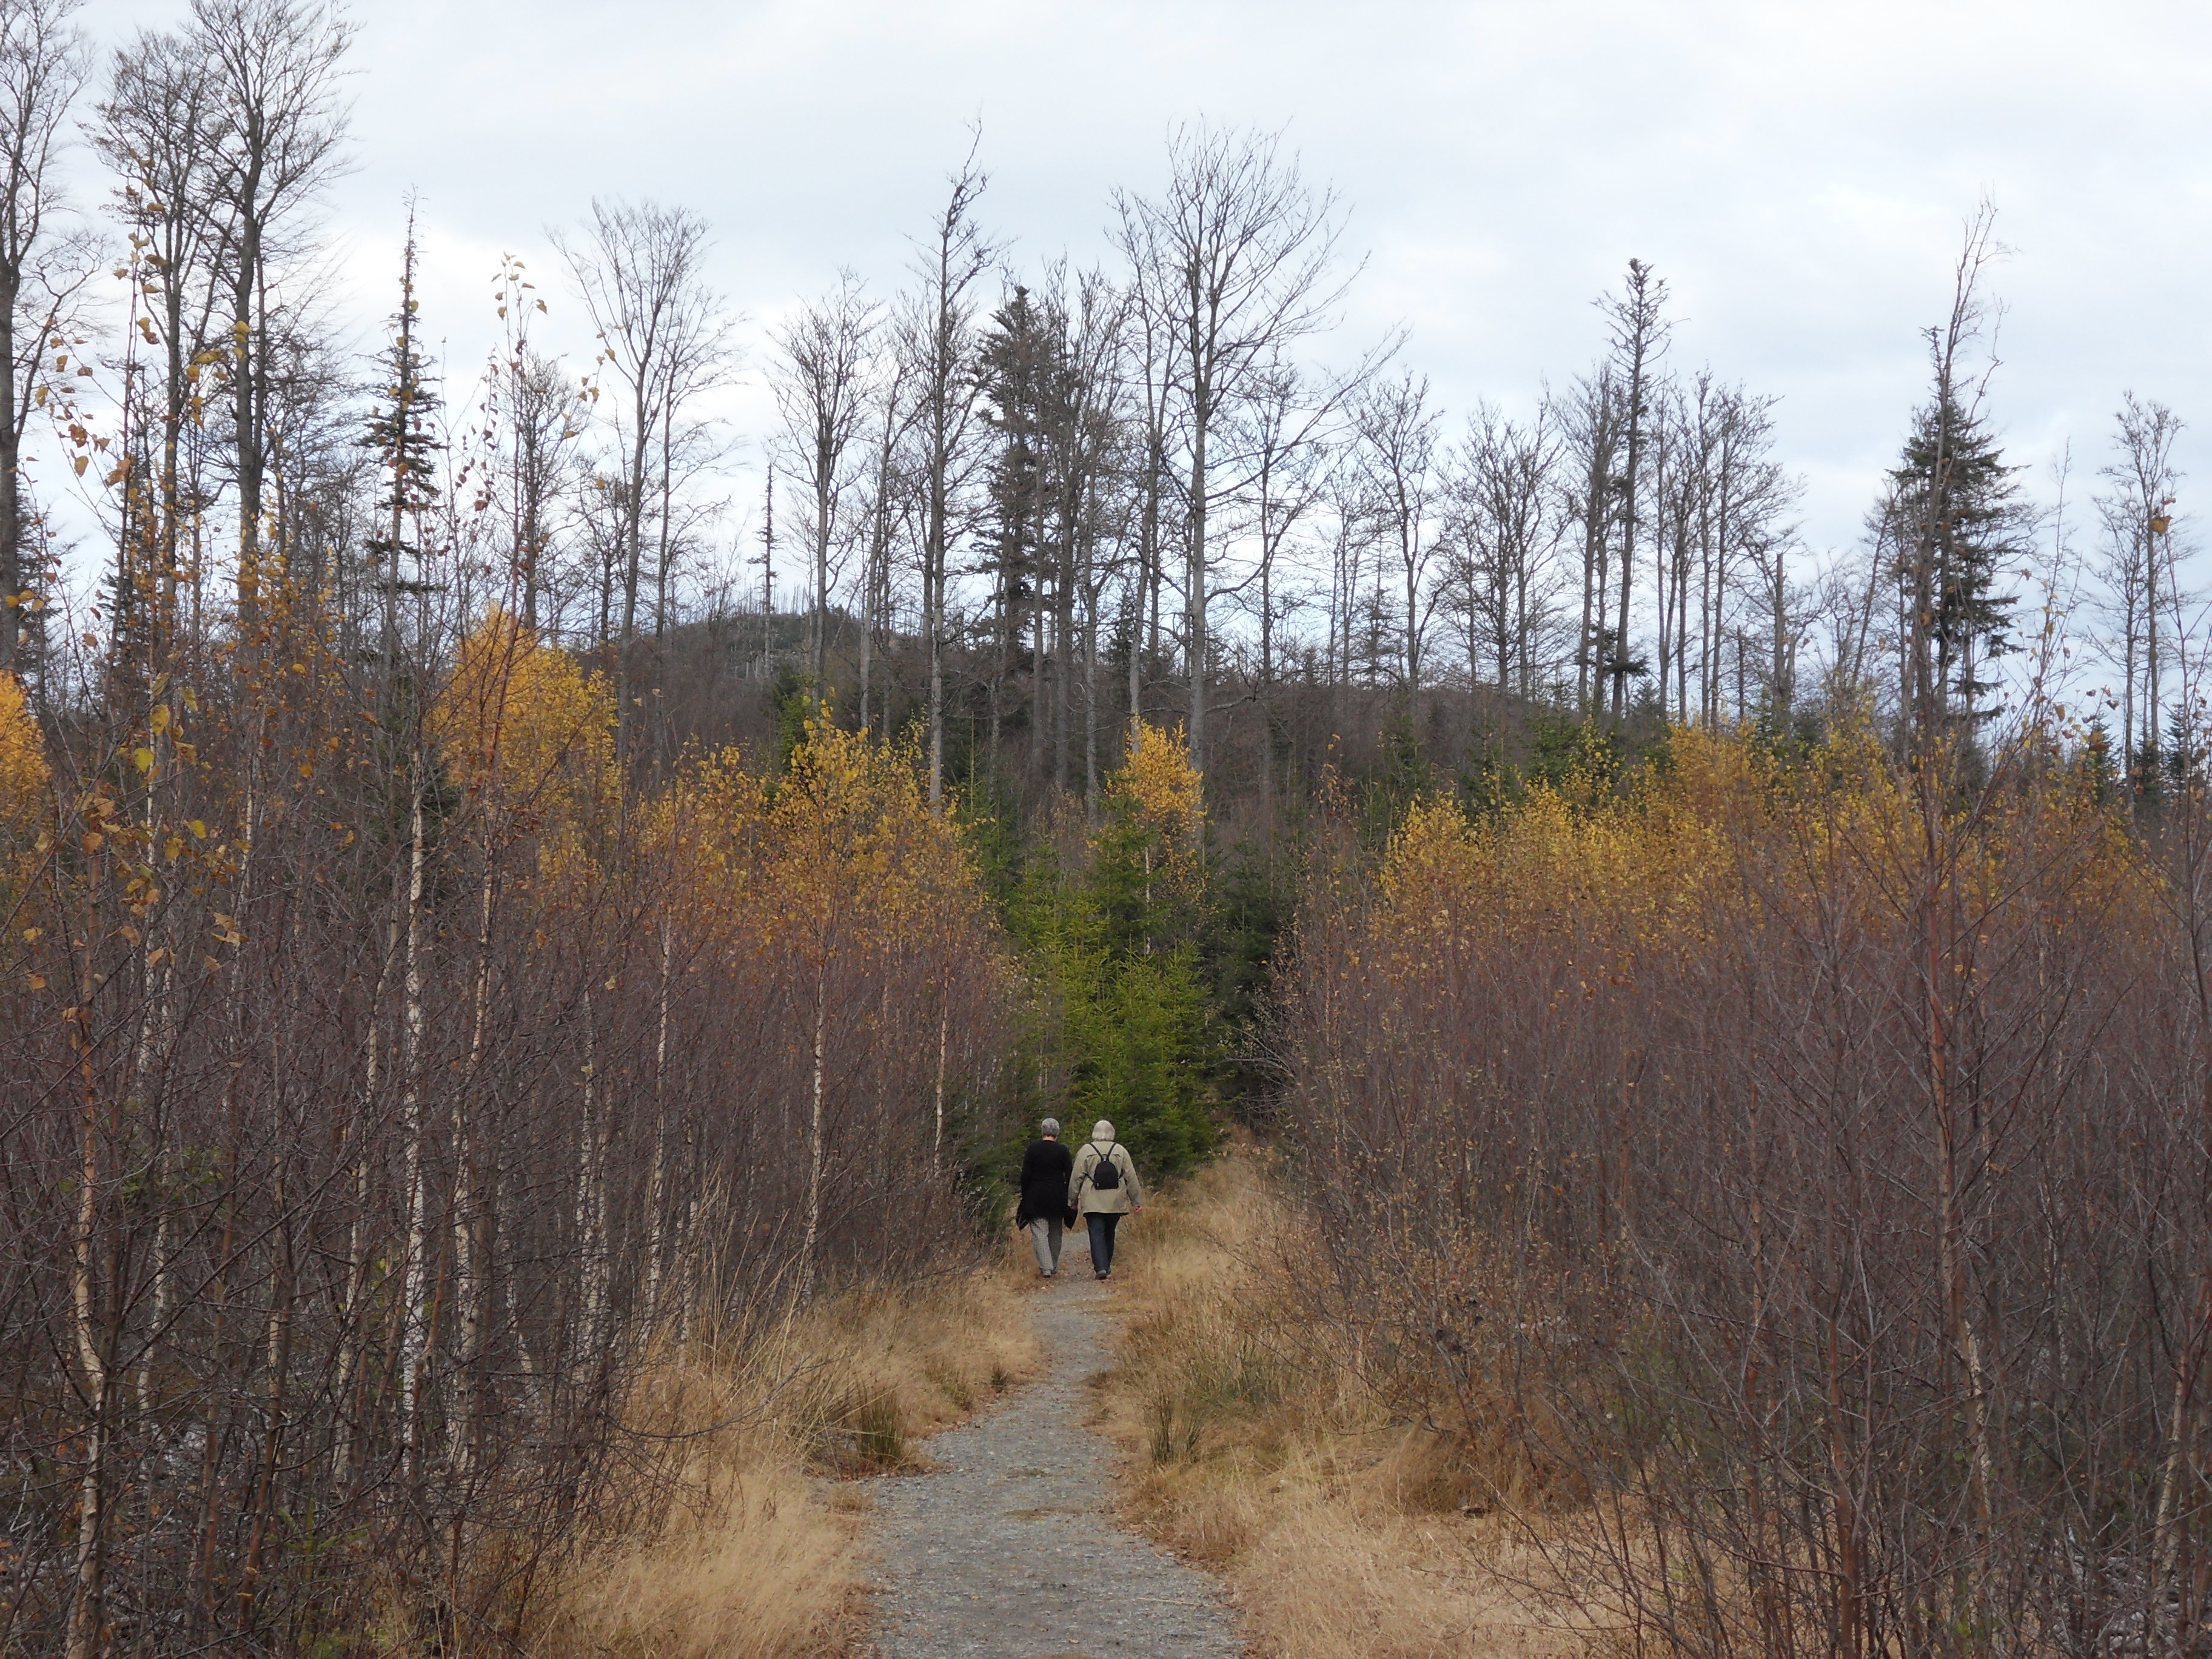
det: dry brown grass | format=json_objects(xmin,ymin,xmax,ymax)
[
  {"xmin": 1095, "ymin": 1147, "xmax": 1589, "ymax": 1659},
  {"xmin": 535, "ymin": 1241, "xmax": 1044, "ymax": 1659}
]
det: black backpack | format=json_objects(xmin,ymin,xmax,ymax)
[{"xmin": 1088, "ymin": 1144, "xmax": 1123, "ymax": 1192}]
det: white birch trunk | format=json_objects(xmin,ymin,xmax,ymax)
[
  {"xmin": 451, "ymin": 861, "xmax": 494, "ymax": 1475},
  {"xmin": 799, "ymin": 964, "xmax": 828, "ymax": 1308},
  {"xmin": 646, "ymin": 921, "xmax": 671, "ymax": 1318},
  {"xmin": 933, "ymin": 999, "xmax": 949, "ymax": 1163},
  {"xmin": 577, "ymin": 987, "xmax": 607, "ymax": 1355},
  {"xmin": 397, "ymin": 782, "xmax": 429, "ymax": 1459}
]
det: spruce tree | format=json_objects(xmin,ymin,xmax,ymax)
[
  {"xmin": 1889, "ymin": 388, "xmax": 2026, "ymax": 735},
  {"xmin": 361, "ymin": 221, "xmax": 443, "ymax": 675},
  {"xmin": 977, "ymin": 286, "xmax": 1047, "ymax": 762}
]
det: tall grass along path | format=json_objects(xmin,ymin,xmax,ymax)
[{"xmin": 863, "ymin": 1237, "xmax": 1243, "ymax": 1657}]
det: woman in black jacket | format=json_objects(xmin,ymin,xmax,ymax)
[{"xmin": 1015, "ymin": 1119, "xmax": 1076, "ymax": 1276}]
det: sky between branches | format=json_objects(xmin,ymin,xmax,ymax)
[{"xmin": 71, "ymin": 0, "xmax": 2212, "ymax": 577}]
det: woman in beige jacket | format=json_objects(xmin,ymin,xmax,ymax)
[{"xmin": 1068, "ymin": 1119, "xmax": 1144, "ymax": 1281}]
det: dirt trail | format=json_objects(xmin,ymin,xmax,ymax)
[{"xmin": 863, "ymin": 1235, "xmax": 1242, "ymax": 1658}]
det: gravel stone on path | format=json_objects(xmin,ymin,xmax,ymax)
[{"xmin": 864, "ymin": 1234, "xmax": 1244, "ymax": 1658}]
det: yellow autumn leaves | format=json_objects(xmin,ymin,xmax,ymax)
[
  {"xmin": 430, "ymin": 604, "xmax": 1002, "ymax": 1000},
  {"xmin": 678, "ymin": 719, "xmax": 985, "ymax": 955},
  {"xmin": 0, "ymin": 671, "xmax": 45, "ymax": 847},
  {"xmin": 1375, "ymin": 722, "xmax": 2145, "ymax": 993}
]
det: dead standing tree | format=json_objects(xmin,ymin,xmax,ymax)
[
  {"xmin": 1447, "ymin": 398, "xmax": 1566, "ymax": 705},
  {"xmin": 96, "ymin": 23, "xmax": 233, "ymax": 643},
  {"xmin": 192, "ymin": 0, "xmax": 352, "ymax": 615},
  {"xmin": 0, "ymin": 0, "xmax": 86, "ymax": 678},
  {"xmin": 1113, "ymin": 123, "xmax": 1347, "ymax": 774},
  {"xmin": 1564, "ymin": 366, "xmax": 1621, "ymax": 711},
  {"xmin": 897, "ymin": 147, "xmax": 997, "ymax": 806},
  {"xmin": 854, "ymin": 352, "xmax": 914, "ymax": 737},
  {"xmin": 1352, "ymin": 367, "xmax": 1444, "ymax": 698},
  {"xmin": 556, "ymin": 196, "xmax": 731, "ymax": 773},
  {"xmin": 771, "ymin": 268, "xmax": 879, "ymax": 703},
  {"xmin": 2094, "ymin": 393, "xmax": 2187, "ymax": 785}
]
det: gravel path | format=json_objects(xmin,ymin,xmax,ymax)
[{"xmin": 864, "ymin": 1234, "xmax": 1244, "ymax": 1658}]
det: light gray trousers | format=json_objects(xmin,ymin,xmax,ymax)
[{"xmin": 1028, "ymin": 1215, "xmax": 1064, "ymax": 1275}]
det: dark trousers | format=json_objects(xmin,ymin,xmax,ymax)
[{"xmin": 1086, "ymin": 1211, "xmax": 1122, "ymax": 1276}]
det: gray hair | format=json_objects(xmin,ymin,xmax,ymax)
[
  {"xmin": 1041, "ymin": 1118, "xmax": 1061, "ymax": 1138},
  {"xmin": 1092, "ymin": 1119, "xmax": 1115, "ymax": 1142}
]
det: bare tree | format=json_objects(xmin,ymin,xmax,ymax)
[
  {"xmin": 2096, "ymin": 394, "xmax": 2187, "ymax": 782},
  {"xmin": 503, "ymin": 347, "xmax": 584, "ymax": 635},
  {"xmin": 854, "ymin": 354, "xmax": 914, "ymax": 736},
  {"xmin": 771, "ymin": 269, "xmax": 878, "ymax": 702},
  {"xmin": 1352, "ymin": 367, "xmax": 1444, "ymax": 695},
  {"xmin": 474, "ymin": 253, "xmax": 586, "ymax": 635},
  {"xmin": 556, "ymin": 196, "xmax": 732, "ymax": 764},
  {"xmin": 1715, "ymin": 390, "xmax": 1802, "ymax": 722},
  {"xmin": 96, "ymin": 22, "xmax": 232, "ymax": 638},
  {"xmin": 1114, "ymin": 123, "xmax": 1349, "ymax": 771},
  {"xmin": 898, "ymin": 145, "xmax": 997, "ymax": 805},
  {"xmin": 1052, "ymin": 269, "xmax": 1132, "ymax": 803},
  {"xmin": 1120, "ymin": 272, "xmax": 1176, "ymax": 752},
  {"xmin": 1035, "ymin": 266, "xmax": 1128, "ymax": 797},
  {"xmin": 192, "ymin": 0, "xmax": 354, "ymax": 610},
  {"xmin": 0, "ymin": 0, "xmax": 85, "ymax": 677},
  {"xmin": 1562, "ymin": 367, "xmax": 1621, "ymax": 711},
  {"xmin": 1230, "ymin": 361, "xmax": 1328, "ymax": 691},
  {"xmin": 1447, "ymin": 400, "xmax": 1564, "ymax": 702}
]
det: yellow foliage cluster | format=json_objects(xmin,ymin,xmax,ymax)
[
  {"xmin": 1376, "ymin": 725, "xmax": 2140, "ymax": 985},
  {"xmin": 1101, "ymin": 719, "xmax": 1208, "ymax": 917},
  {"xmin": 1116, "ymin": 719, "xmax": 1204, "ymax": 845},
  {"xmin": 0, "ymin": 671, "xmax": 47, "ymax": 846},
  {"xmin": 1379, "ymin": 729, "xmax": 1754, "ymax": 975},
  {"xmin": 680, "ymin": 714, "xmax": 988, "ymax": 958},
  {"xmin": 431, "ymin": 608, "xmax": 617, "ymax": 867},
  {"xmin": 427, "ymin": 614, "xmax": 993, "ymax": 969}
]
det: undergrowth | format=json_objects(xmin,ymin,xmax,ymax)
[
  {"xmin": 1095, "ymin": 1148, "xmax": 1586, "ymax": 1659},
  {"xmin": 531, "ymin": 1246, "xmax": 1042, "ymax": 1659}
]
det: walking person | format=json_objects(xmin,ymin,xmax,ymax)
[
  {"xmin": 1069, "ymin": 1120, "xmax": 1143, "ymax": 1281},
  {"xmin": 1016, "ymin": 1118, "xmax": 1076, "ymax": 1277}
]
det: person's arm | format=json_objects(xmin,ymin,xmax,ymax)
[
  {"xmin": 1067, "ymin": 1147, "xmax": 1087, "ymax": 1206},
  {"xmin": 1122, "ymin": 1150, "xmax": 1145, "ymax": 1211}
]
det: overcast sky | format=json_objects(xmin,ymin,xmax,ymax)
[{"xmin": 70, "ymin": 0, "xmax": 2212, "ymax": 575}]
